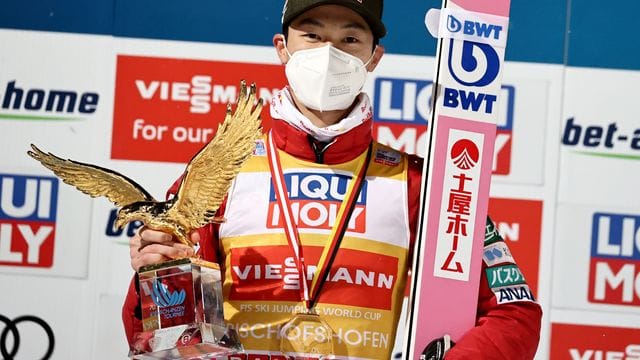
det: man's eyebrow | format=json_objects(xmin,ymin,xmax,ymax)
[
  {"xmin": 294, "ymin": 17, "xmax": 324, "ymax": 28},
  {"xmin": 342, "ymin": 22, "xmax": 367, "ymax": 31},
  {"xmin": 293, "ymin": 18, "xmax": 367, "ymax": 32}
]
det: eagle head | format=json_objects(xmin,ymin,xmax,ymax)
[{"xmin": 116, "ymin": 202, "xmax": 157, "ymax": 229}]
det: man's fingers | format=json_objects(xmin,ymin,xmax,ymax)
[
  {"xmin": 139, "ymin": 243, "xmax": 193, "ymax": 259},
  {"xmin": 131, "ymin": 253, "xmax": 171, "ymax": 272},
  {"xmin": 190, "ymin": 231, "xmax": 201, "ymax": 245},
  {"xmin": 139, "ymin": 228, "xmax": 174, "ymax": 244}
]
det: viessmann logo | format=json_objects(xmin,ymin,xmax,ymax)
[
  {"xmin": 562, "ymin": 117, "xmax": 640, "ymax": 161},
  {"xmin": 112, "ymin": 55, "xmax": 287, "ymax": 164},
  {"xmin": 229, "ymin": 246, "xmax": 397, "ymax": 310},
  {"xmin": 0, "ymin": 173, "xmax": 58, "ymax": 268},
  {"xmin": 0, "ymin": 80, "xmax": 99, "ymax": 121},
  {"xmin": 372, "ymin": 78, "xmax": 514, "ymax": 174}
]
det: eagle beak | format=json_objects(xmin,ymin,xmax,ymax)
[{"xmin": 115, "ymin": 212, "xmax": 127, "ymax": 230}]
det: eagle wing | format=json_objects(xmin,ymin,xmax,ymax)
[
  {"xmin": 28, "ymin": 144, "xmax": 155, "ymax": 206},
  {"xmin": 166, "ymin": 80, "xmax": 263, "ymax": 230}
]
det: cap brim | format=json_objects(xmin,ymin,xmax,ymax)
[{"xmin": 282, "ymin": 0, "xmax": 386, "ymax": 38}]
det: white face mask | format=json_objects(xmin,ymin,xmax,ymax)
[{"xmin": 283, "ymin": 38, "xmax": 375, "ymax": 112}]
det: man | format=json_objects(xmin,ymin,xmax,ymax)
[{"xmin": 123, "ymin": 1, "xmax": 542, "ymax": 359}]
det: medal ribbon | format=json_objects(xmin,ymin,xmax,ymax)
[{"xmin": 266, "ymin": 131, "xmax": 372, "ymax": 310}]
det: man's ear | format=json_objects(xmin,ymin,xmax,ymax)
[
  {"xmin": 366, "ymin": 44, "xmax": 385, "ymax": 72},
  {"xmin": 273, "ymin": 34, "xmax": 289, "ymax": 65}
]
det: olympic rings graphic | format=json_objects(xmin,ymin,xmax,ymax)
[{"xmin": 0, "ymin": 315, "xmax": 55, "ymax": 360}]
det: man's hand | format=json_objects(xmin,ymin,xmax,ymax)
[{"xmin": 129, "ymin": 228, "xmax": 198, "ymax": 271}]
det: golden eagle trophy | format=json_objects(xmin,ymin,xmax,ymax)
[{"xmin": 28, "ymin": 81, "xmax": 263, "ymax": 359}]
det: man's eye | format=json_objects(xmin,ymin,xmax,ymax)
[
  {"xmin": 304, "ymin": 33, "xmax": 321, "ymax": 40},
  {"xmin": 344, "ymin": 37, "xmax": 359, "ymax": 43}
]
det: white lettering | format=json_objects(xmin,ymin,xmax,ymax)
[
  {"xmin": 497, "ymin": 222, "xmax": 519, "ymax": 241},
  {"xmin": 0, "ymin": 224, "xmax": 22, "ymax": 262},
  {"xmin": 1, "ymin": 178, "xmax": 37, "ymax": 218},
  {"xmin": 18, "ymin": 225, "xmax": 52, "ymax": 264},
  {"xmin": 135, "ymin": 80, "xmax": 159, "ymax": 99},
  {"xmin": 594, "ymin": 262, "xmax": 635, "ymax": 303}
]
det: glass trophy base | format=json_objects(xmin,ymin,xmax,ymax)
[{"xmin": 131, "ymin": 258, "xmax": 242, "ymax": 359}]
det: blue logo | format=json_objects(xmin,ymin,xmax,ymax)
[
  {"xmin": 447, "ymin": 15, "xmax": 462, "ymax": 33},
  {"xmin": 372, "ymin": 77, "xmax": 515, "ymax": 126},
  {"xmin": 448, "ymin": 39, "xmax": 500, "ymax": 87},
  {"xmin": 0, "ymin": 174, "xmax": 58, "ymax": 222},
  {"xmin": 152, "ymin": 280, "xmax": 186, "ymax": 307},
  {"xmin": 591, "ymin": 213, "xmax": 640, "ymax": 260},
  {"xmin": 270, "ymin": 172, "xmax": 368, "ymax": 204},
  {"xmin": 561, "ymin": 117, "xmax": 640, "ymax": 159},
  {"xmin": 483, "ymin": 248, "xmax": 503, "ymax": 262},
  {"xmin": 1, "ymin": 81, "xmax": 100, "ymax": 121}
]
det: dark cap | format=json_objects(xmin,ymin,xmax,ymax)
[{"xmin": 281, "ymin": 0, "xmax": 386, "ymax": 38}]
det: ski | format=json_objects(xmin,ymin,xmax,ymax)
[{"xmin": 404, "ymin": 0, "xmax": 512, "ymax": 358}]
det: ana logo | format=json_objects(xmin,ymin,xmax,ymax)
[
  {"xmin": 562, "ymin": 117, "xmax": 640, "ymax": 160},
  {"xmin": 151, "ymin": 280, "xmax": 186, "ymax": 307},
  {"xmin": 0, "ymin": 81, "xmax": 99, "ymax": 121},
  {"xmin": 588, "ymin": 213, "xmax": 640, "ymax": 306},
  {"xmin": 267, "ymin": 172, "xmax": 368, "ymax": 233},
  {"xmin": 112, "ymin": 55, "xmax": 286, "ymax": 163},
  {"xmin": 372, "ymin": 77, "xmax": 513, "ymax": 174},
  {"xmin": 229, "ymin": 246, "xmax": 398, "ymax": 310},
  {"xmin": 0, "ymin": 174, "xmax": 58, "ymax": 268},
  {"xmin": 451, "ymin": 139, "xmax": 479, "ymax": 170}
]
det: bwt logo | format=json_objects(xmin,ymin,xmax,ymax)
[
  {"xmin": 136, "ymin": 76, "xmax": 278, "ymax": 114},
  {"xmin": 373, "ymin": 77, "xmax": 513, "ymax": 174},
  {"xmin": 267, "ymin": 173, "xmax": 368, "ymax": 232},
  {"xmin": 0, "ymin": 174, "xmax": 58, "ymax": 267},
  {"xmin": 588, "ymin": 213, "xmax": 640, "ymax": 306},
  {"xmin": 562, "ymin": 117, "xmax": 640, "ymax": 158},
  {"xmin": 446, "ymin": 15, "xmax": 504, "ymax": 40},
  {"xmin": 1, "ymin": 80, "xmax": 99, "ymax": 119},
  {"xmin": 444, "ymin": 39, "xmax": 500, "ymax": 114}
]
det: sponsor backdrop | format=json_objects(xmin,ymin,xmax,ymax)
[{"xmin": 1, "ymin": 0, "xmax": 639, "ymax": 359}]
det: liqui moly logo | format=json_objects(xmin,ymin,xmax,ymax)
[
  {"xmin": 229, "ymin": 246, "xmax": 397, "ymax": 310},
  {"xmin": 267, "ymin": 172, "xmax": 368, "ymax": 233},
  {"xmin": 588, "ymin": 213, "xmax": 640, "ymax": 306},
  {"xmin": 0, "ymin": 173, "xmax": 58, "ymax": 267},
  {"xmin": 433, "ymin": 130, "xmax": 484, "ymax": 281}
]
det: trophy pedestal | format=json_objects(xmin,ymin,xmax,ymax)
[{"xmin": 131, "ymin": 258, "xmax": 242, "ymax": 359}]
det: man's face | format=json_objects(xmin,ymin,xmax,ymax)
[{"xmin": 284, "ymin": 4, "xmax": 377, "ymax": 65}]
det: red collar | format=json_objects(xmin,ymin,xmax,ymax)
[{"xmin": 270, "ymin": 118, "xmax": 373, "ymax": 164}]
